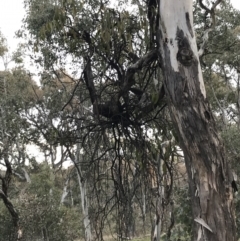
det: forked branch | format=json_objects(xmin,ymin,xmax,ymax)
[{"xmin": 198, "ymin": 0, "xmax": 223, "ymax": 57}]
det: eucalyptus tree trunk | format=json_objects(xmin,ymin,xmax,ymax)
[
  {"xmin": 152, "ymin": 155, "xmax": 164, "ymax": 241},
  {"xmin": 157, "ymin": 1, "xmax": 236, "ymax": 240},
  {"xmin": 67, "ymin": 143, "xmax": 92, "ymax": 241},
  {"xmin": 75, "ymin": 143, "xmax": 92, "ymax": 241},
  {"xmin": 76, "ymin": 168, "xmax": 92, "ymax": 241}
]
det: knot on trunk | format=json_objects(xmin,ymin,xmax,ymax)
[
  {"xmin": 176, "ymin": 28, "xmax": 193, "ymax": 66},
  {"xmin": 177, "ymin": 47, "xmax": 193, "ymax": 66}
]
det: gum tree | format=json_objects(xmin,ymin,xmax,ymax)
[{"xmin": 157, "ymin": 0, "xmax": 236, "ymax": 240}]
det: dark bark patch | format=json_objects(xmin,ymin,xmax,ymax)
[
  {"xmin": 177, "ymin": 48, "xmax": 193, "ymax": 66},
  {"xmin": 185, "ymin": 12, "xmax": 194, "ymax": 38},
  {"xmin": 176, "ymin": 29, "xmax": 193, "ymax": 66},
  {"xmin": 204, "ymin": 110, "xmax": 211, "ymax": 120},
  {"xmin": 161, "ymin": 44, "xmax": 185, "ymax": 104},
  {"xmin": 162, "ymin": 28, "xmax": 201, "ymax": 103}
]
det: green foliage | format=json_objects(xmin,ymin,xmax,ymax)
[
  {"xmin": 1, "ymin": 69, "xmax": 39, "ymax": 104},
  {"xmin": 0, "ymin": 32, "xmax": 8, "ymax": 57},
  {"xmin": 171, "ymin": 187, "xmax": 192, "ymax": 240},
  {"xmin": 10, "ymin": 163, "xmax": 81, "ymax": 240},
  {"xmin": 4, "ymin": 0, "xmax": 237, "ymax": 240},
  {"xmin": 222, "ymin": 126, "xmax": 240, "ymax": 164},
  {"xmin": 0, "ymin": 202, "xmax": 16, "ymax": 240},
  {"xmin": 194, "ymin": 1, "xmax": 240, "ymax": 118}
]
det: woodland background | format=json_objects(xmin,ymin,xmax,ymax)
[{"xmin": 0, "ymin": 0, "xmax": 240, "ymax": 240}]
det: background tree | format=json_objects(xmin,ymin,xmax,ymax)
[{"xmin": 0, "ymin": 66, "xmax": 40, "ymax": 239}]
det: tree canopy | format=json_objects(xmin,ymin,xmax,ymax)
[{"xmin": 0, "ymin": 0, "xmax": 239, "ymax": 240}]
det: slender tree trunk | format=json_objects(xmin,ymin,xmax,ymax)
[
  {"xmin": 76, "ymin": 169, "xmax": 92, "ymax": 241},
  {"xmin": 67, "ymin": 144, "xmax": 92, "ymax": 241},
  {"xmin": 153, "ymin": 155, "xmax": 164, "ymax": 241},
  {"xmin": 42, "ymin": 227, "xmax": 49, "ymax": 241},
  {"xmin": 75, "ymin": 144, "xmax": 92, "ymax": 241},
  {"xmin": 60, "ymin": 177, "xmax": 69, "ymax": 205},
  {"xmin": 157, "ymin": 1, "xmax": 236, "ymax": 240}
]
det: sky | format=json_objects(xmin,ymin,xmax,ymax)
[
  {"xmin": 0, "ymin": 0, "xmax": 239, "ymax": 60},
  {"xmin": 0, "ymin": 0, "xmax": 25, "ymax": 53}
]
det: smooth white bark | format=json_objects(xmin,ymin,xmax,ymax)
[
  {"xmin": 76, "ymin": 143, "xmax": 92, "ymax": 241},
  {"xmin": 158, "ymin": 1, "xmax": 236, "ymax": 240},
  {"xmin": 159, "ymin": 0, "xmax": 206, "ymax": 98},
  {"xmin": 60, "ymin": 178, "xmax": 69, "ymax": 205}
]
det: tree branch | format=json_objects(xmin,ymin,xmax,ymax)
[
  {"xmin": 198, "ymin": 0, "xmax": 223, "ymax": 57},
  {"xmin": 0, "ymin": 189, "xmax": 19, "ymax": 226},
  {"xmin": 125, "ymin": 49, "xmax": 158, "ymax": 81},
  {"xmin": 123, "ymin": 49, "xmax": 158, "ymax": 93},
  {"xmin": 2, "ymin": 154, "xmax": 12, "ymax": 196},
  {"xmin": 83, "ymin": 58, "xmax": 97, "ymax": 104}
]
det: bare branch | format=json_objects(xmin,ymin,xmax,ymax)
[
  {"xmin": 123, "ymin": 49, "xmax": 158, "ymax": 92},
  {"xmin": 83, "ymin": 58, "xmax": 97, "ymax": 104},
  {"xmin": 61, "ymin": 77, "xmax": 82, "ymax": 111},
  {"xmin": 2, "ymin": 154, "xmax": 12, "ymax": 196},
  {"xmin": 199, "ymin": 0, "xmax": 211, "ymax": 13},
  {"xmin": 126, "ymin": 49, "xmax": 158, "ymax": 79},
  {"xmin": 212, "ymin": 0, "xmax": 223, "ymax": 10}
]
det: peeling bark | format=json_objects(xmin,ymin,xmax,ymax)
[{"xmin": 157, "ymin": 0, "xmax": 236, "ymax": 240}]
